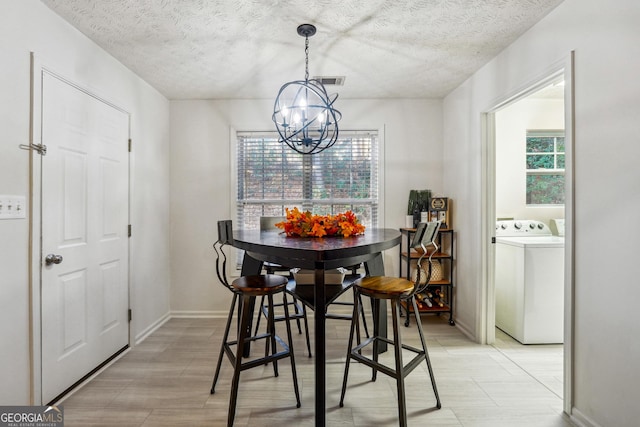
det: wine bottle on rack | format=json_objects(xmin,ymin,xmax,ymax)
[
  {"xmin": 419, "ymin": 292, "xmax": 433, "ymax": 308},
  {"xmin": 433, "ymin": 288, "xmax": 447, "ymax": 305},
  {"xmin": 432, "ymin": 296, "xmax": 445, "ymax": 307},
  {"xmin": 414, "ymin": 294, "xmax": 424, "ymax": 309}
]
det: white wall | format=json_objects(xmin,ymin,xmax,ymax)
[
  {"xmin": 0, "ymin": 40, "xmax": 31, "ymax": 405},
  {"xmin": 169, "ymin": 98, "xmax": 443, "ymax": 314},
  {"xmin": 496, "ymin": 97, "xmax": 565, "ymax": 222},
  {"xmin": 443, "ymin": 0, "xmax": 640, "ymax": 426},
  {"xmin": 0, "ymin": 0, "xmax": 171, "ymax": 404}
]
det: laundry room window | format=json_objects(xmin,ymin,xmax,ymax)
[
  {"xmin": 525, "ymin": 130, "xmax": 565, "ymax": 205},
  {"xmin": 235, "ymin": 130, "xmax": 379, "ymax": 231}
]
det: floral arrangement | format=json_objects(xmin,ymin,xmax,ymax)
[{"xmin": 275, "ymin": 207, "xmax": 366, "ymax": 238}]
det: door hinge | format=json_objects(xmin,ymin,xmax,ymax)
[
  {"xmin": 128, "ymin": 138, "xmax": 132, "ymax": 152},
  {"xmin": 128, "ymin": 224, "xmax": 132, "ymax": 237},
  {"xmin": 128, "ymin": 309, "xmax": 132, "ymax": 322}
]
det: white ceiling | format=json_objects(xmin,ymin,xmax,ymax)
[{"xmin": 41, "ymin": 0, "xmax": 564, "ymax": 100}]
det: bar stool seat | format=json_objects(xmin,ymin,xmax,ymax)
[
  {"xmin": 354, "ymin": 276, "xmax": 415, "ymax": 299},
  {"xmin": 339, "ymin": 221, "xmax": 442, "ymax": 427},
  {"xmin": 211, "ymin": 220, "xmax": 301, "ymax": 427}
]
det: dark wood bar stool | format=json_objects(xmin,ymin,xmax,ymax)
[
  {"xmin": 339, "ymin": 221, "xmax": 442, "ymax": 427},
  {"xmin": 210, "ymin": 220, "xmax": 300, "ymax": 427},
  {"xmin": 254, "ymin": 216, "xmax": 312, "ymax": 357}
]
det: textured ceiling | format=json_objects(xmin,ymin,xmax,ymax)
[{"xmin": 41, "ymin": 0, "xmax": 564, "ymax": 100}]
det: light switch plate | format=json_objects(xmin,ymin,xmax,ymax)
[{"xmin": 0, "ymin": 195, "xmax": 27, "ymax": 219}]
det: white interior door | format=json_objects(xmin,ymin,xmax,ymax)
[{"xmin": 40, "ymin": 71, "xmax": 129, "ymax": 403}]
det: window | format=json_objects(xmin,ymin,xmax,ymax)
[
  {"xmin": 236, "ymin": 130, "xmax": 379, "ymax": 230},
  {"xmin": 526, "ymin": 130, "xmax": 565, "ymax": 205}
]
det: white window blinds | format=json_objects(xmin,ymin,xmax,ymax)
[{"xmin": 236, "ymin": 130, "xmax": 379, "ymax": 230}]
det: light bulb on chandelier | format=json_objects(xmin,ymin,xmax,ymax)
[{"xmin": 272, "ymin": 24, "xmax": 342, "ymax": 155}]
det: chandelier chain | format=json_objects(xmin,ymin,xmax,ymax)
[{"xmin": 304, "ymin": 36, "xmax": 309, "ymax": 82}]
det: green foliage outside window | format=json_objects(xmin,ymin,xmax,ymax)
[
  {"xmin": 526, "ymin": 133, "xmax": 565, "ymax": 205},
  {"xmin": 526, "ymin": 174, "xmax": 565, "ymax": 204}
]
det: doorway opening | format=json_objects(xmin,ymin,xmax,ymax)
[
  {"xmin": 482, "ymin": 56, "xmax": 574, "ymax": 413},
  {"xmin": 494, "ymin": 77, "xmax": 565, "ymax": 398}
]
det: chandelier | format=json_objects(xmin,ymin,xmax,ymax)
[{"xmin": 272, "ymin": 24, "xmax": 342, "ymax": 155}]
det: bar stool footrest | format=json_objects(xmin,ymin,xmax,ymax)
[
  {"xmin": 223, "ymin": 334, "xmax": 291, "ymax": 371},
  {"xmin": 348, "ymin": 337, "xmax": 427, "ymax": 379}
]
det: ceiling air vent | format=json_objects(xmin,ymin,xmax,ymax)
[{"xmin": 314, "ymin": 76, "xmax": 345, "ymax": 86}]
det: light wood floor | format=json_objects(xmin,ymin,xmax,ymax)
[{"xmin": 60, "ymin": 312, "xmax": 572, "ymax": 426}]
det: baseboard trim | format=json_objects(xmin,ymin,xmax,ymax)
[
  {"xmin": 451, "ymin": 317, "xmax": 475, "ymax": 341},
  {"xmin": 570, "ymin": 408, "xmax": 601, "ymax": 427},
  {"xmin": 170, "ymin": 310, "xmax": 230, "ymax": 318},
  {"xmin": 134, "ymin": 312, "xmax": 171, "ymax": 345}
]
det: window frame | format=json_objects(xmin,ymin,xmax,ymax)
[
  {"xmin": 525, "ymin": 130, "xmax": 565, "ymax": 206},
  {"xmin": 232, "ymin": 128, "xmax": 383, "ymax": 232}
]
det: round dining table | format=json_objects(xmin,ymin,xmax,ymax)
[{"xmin": 231, "ymin": 228, "xmax": 401, "ymax": 427}]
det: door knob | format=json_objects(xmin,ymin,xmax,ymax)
[{"xmin": 45, "ymin": 254, "xmax": 63, "ymax": 266}]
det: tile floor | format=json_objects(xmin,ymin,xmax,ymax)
[{"xmin": 59, "ymin": 313, "xmax": 572, "ymax": 426}]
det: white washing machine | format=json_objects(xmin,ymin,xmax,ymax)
[{"xmin": 495, "ymin": 220, "xmax": 564, "ymax": 344}]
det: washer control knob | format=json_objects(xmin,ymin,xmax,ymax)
[
  {"xmin": 514, "ymin": 222, "xmax": 522, "ymax": 229},
  {"xmin": 500, "ymin": 223, "xmax": 507, "ymax": 229},
  {"xmin": 537, "ymin": 223, "xmax": 544, "ymax": 229},
  {"xmin": 529, "ymin": 223, "xmax": 535, "ymax": 229}
]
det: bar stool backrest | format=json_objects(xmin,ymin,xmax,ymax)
[
  {"xmin": 218, "ymin": 219, "xmax": 233, "ymax": 244},
  {"xmin": 411, "ymin": 221, "xmax": 442, "ymax": 296},
  {"xmin": 410, "ymin": 222, "xmax": 428, "ymax": 248},
  {"xmin": 214, "ymin": 220, "xmax": 234, "ymax": 291},
  {"xmin": 260, "ymin": 216, "xmax": 285, "ymax": 231}
]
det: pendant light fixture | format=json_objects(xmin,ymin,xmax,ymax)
[{"xmin": 272, "ymin": 24, "xmax": 342, "ymax": 155}]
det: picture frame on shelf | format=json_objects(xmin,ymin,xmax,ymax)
[{"xmin": 428, "ymin": 197, "xmax": 451, "ymax": 229}]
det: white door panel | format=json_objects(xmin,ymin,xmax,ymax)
[{"xmin": 40, "ymin": 72, "xmax": 129, "ymax": 403}]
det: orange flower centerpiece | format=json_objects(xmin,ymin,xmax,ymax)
[{"xmin": 275, "ymin": 207, "xmax": 366, "ymax": 238}]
